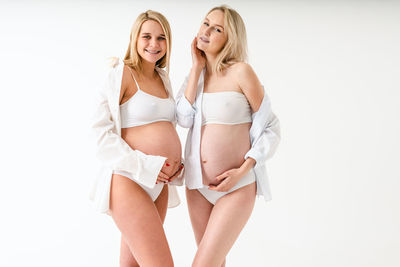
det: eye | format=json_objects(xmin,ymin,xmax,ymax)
[
  {"xmin": 142, "ymin": 35, "xmax": 150, "ymax": 39},
  {"xmin": 203, "ymin": 22, "xmax": 209, "ymax": 26},
  {"xmin": 215, "ymin": 28, "xmax": 222, "ymax": 33},
  {"xmin": 158, "ymin": 36, "xmax": 166, "ymax": 40}
]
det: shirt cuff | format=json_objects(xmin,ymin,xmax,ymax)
[
  {"xmin": 136, "ymin": 150, "xmax": 167, "ymax": 188},
  {"xmin": 244, "ymin": 149, "xmax": 262, "ymax": 166},
  {"xmin": 178, "ymin": 96, "xmax": 196, "ymax": 116}
]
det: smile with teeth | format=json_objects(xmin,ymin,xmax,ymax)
[{"xmin": 145, "ymin": 49, "xmax": 161, "ymax": 54}]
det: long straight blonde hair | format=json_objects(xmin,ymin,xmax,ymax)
[
  {"xmin": 123, "ymin": 10, "xmax": 172, "ymax": 73},
  {"xmin": 207, "ymin": 5, "xmax": 248, "ymax": 73}
]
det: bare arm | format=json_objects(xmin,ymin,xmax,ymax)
[
  {"xmin": 184, "ymin": 37, "xmax": 206, "ymax": 104},
  {"xmin": 184, "ymin": 67, "xmax": 203, "ymax": 104},
  {"xmin": 239, "ymin": 63, "xmax": 280, "ymax": 165},
  {"xmin": 235, "ymin": 62, "xmax": 264, "ymax": 113},
  {"xmin": 236, "ymin": 63, "xmax": 265, "ymax": 171}
]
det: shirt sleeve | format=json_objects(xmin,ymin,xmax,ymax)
[
  {"xmin": 244, "ymin": 92, "xmax": 281, "ymax": 165},
  {"xmin": 175, "ymin": 75, "xmax": 196, "ymax": 128},
  {"xmin": 244, "ymin": 112, "xmax": 280, "ymax": 164},
  {"xmin": 92, "ymin": 69, "xmax": 167, "ymax": 188}
]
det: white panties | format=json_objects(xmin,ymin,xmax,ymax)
[
  {"xmin": 197, "ymin": 169, "xmax": 256, "ymax": 205},
  {"xmin": 112, "ymin": 170, "xmax": 164, "ymax": 201}
]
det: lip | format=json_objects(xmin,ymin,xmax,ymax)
[
  {"xmin": 199, "ymin": 36, "xmax": 209, "ymax": 43},
  {"xmin": 145, "ymin": 49, "xmax": 161, "ymax": 54}
]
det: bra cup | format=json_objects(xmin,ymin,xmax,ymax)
[
  {"xmin": 119, "ymin": 90, "xmax": 176, "ymax": 128},
  {"xmin": 202, "ymin": 92, "xmax": 252, "ymax": 125}
]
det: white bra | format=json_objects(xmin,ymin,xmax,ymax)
[
  {"xmin": 119, "ymin": 67, "xmax": 176, "ymax": 128},
  {"xmin": 202, "ymin": 91, "xmax": 252, "ymax": 126}
]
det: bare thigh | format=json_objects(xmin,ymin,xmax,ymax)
[
  {"xmin": 110, "ymin": 175, "xmax": 173, "ymax": 267},
  {"xmin": 192, "ymin": 182, "xmax": 256, "ymax": 267},
  {"xmin": 186, "ymin": 188, "xmax": 226, "ymax": 267},
  {"xmin": 119, "ymin": 184, "xmax": 169, "ymax": 267},
  {"xmin": 186, "ymin": 187, "xmax": 214, "ymax": 245}
]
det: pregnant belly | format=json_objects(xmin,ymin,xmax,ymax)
[
  {"xmin": 122, "ymin": 121, "xmax": 182, "ymax": 177},
  {"xmin": 200, "ymin": 123, "xmax": 251, "ymax": 186}
]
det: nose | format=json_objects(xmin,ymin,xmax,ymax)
[
  {"xmin": 204, "ymin": 27, "xmax": 212, "ymax": 37},
  {"xmin": 149, "ymin": 37, "xmax": 159, "ymax": 48}
]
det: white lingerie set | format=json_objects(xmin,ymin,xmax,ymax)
[
  {"xmin": 113, "ymin": 67, "xmax": 176, "ymax": 201},
  {"xmin": 176, "ymin": 69, "xmax": 281, "ymax": 206},
  {"xmin": 197, "ymin": 91, "xmax": 256, "ymax": 204}
]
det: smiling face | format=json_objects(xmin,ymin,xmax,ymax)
[
  {"xmin": 196, "ymin": 9, "xmax": 227, "ymax": 55},
  {"xmin": 136, "ymin": 20, "xmax": 167, "ymax": 64}
]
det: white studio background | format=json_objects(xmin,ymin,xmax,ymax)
[{"xmin": 0, "ymin": 0, "xmax": 399, "ymax": 266}]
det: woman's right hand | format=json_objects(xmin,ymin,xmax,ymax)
[
  {"xmin": 157, "ymin": 170, "xmax": 171, "ymax": 184},
  {"xmin": 156, "ymin": 160, "xmax": 183, "ymax": 184},
  {"xmin": 168, "ymin": 162, "xmax": 184, "ymax": 183},
  {"xmin": 191, "ymin": 37, "xmax": 206, "ymax": 71}
]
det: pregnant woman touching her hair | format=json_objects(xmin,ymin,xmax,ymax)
[
  {"xmin": 176, "ymin": 5, "xmax": 280, "ymax": 267},
  {"xmin": 90, "ymin": 10, "xmax": 183, "ymax": 267}
]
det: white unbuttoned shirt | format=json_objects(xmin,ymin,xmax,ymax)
[
  {"xmin": 176, "ymin": 70, "xmax": 280, "ymax": 201},
  {"xmin": 89, "ymin": 58, "xmax": 182, "ymax": 215}
]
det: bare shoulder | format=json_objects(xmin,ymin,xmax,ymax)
[
  {"xmin": 229, "ymin": 62, "xmax": 256, "ymax": 80},
  {"xmin": 230, "ymin": 61, "xmax": 252, "ymax": 72},
  {"xmin": 228, "ymin": 62, "xmax": 261, "ymax": 90},
  {"xmin": 229, "ymin": 62, "xmax": 264, "ymax": 112}
]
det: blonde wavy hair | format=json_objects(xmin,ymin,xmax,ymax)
[
  {"xmin": 123, "ymin": 10, "xmax": 171, "ymax": 73},
  {"xmin": 207, "ymin": 5, "xmax": 248, "ymax": 73}
]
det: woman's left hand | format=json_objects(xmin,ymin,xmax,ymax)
[{"xmin": 208, "ymin": 168, "xmax": 247, "ymax": 192}]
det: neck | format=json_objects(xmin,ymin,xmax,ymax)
[
  {"xmin": 140, "ymin": 60, "xmax": 157, "ymax": 78},
  {"xmin": 205, "ymin": 52, "xmax": 218, "ymax": 75}
]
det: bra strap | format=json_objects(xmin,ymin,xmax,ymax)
[{"xmin": 127, "ymin": 66, "xmax": 141, "ymax": 91}]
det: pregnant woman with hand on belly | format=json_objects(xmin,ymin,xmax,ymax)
[
  {"xmin": 90, "ymin": 10, "xmax": 183, "ymax": 267},
  {"xmin": 176, "ymin": 5, "xmax": 281, "ymax": 267}
]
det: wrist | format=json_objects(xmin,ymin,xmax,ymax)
[
  {"xmin": 239, "ymin": 157, "xmax": 256, "ymax": 174},
  {"xmin": 191, "ymin": 65, "xmax": 203, "ymax": 74}
]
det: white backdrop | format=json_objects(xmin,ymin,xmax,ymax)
[{"xmin": 0, "ymin": 0, "xmax": 399, "ymax": 266}]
